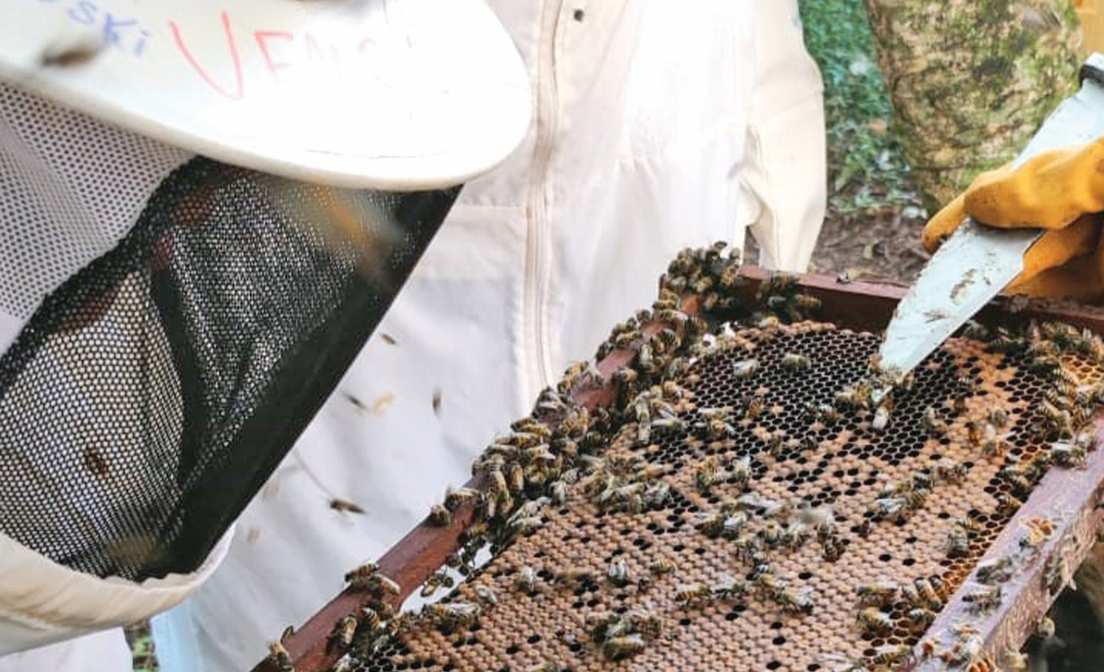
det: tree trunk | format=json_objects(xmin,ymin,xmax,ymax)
[{"xmin": 861, "ymin": 0, "xmax": 1081, "ymax": 210}]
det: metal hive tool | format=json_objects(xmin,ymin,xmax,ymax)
[{"xmin": 255, "ymin": 252, "xmax": 1104, "ymax": 672}]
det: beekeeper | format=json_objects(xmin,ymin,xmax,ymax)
[{"xmin": 0, "ymin": 1, "xmax": 827, "ymax": 671}]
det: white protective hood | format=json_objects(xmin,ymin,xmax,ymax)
[{"xmin": 0, "ymin": 0, "xmax": 531, "ymax": 190}]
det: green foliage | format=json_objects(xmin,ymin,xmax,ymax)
[
  {"xmin": 128, "ymin": 626, "xmax": 159, "ymax": 672},
  {"xmin": 798, "ymin": 0, "xmax": 922, "ymax": 217}
]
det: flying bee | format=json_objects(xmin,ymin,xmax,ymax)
[
  {"xmin": 606, "ymin": 559, "xmax": 630, "ymax": 587},
  {"xmin": 781, "ymin": 352, "xmax": 811, "ymax": 372},
  {"xmin": 420, "ymin": 569, "xmax": 456, "ymax": 598},
  {"xmin": 268, "ymin": 641, "xmax": 295, "ymax": 672},
  {"xmin": 733, "ymin": 359, "xmax": 760, "ymax": 379},
  {"xmin": 650, "ymin": 558, "xmax": 677, "ymax": 575},
  {"xmin": 603, "ymin": 633, "xmax": 646, "ymax": 661},
  {"xmin": 856, "ymin": 581, "xmax": 898, "ymax": 606},
  {"xmin": 976, "ymin": 557, "xmax": 1016, "ymax": 584},
  {"xmin": 676, "ymin": 582, "xmax": 711, "ymax": 606},
  {"xmin": 857, "ymin": 607, "xmax": 893, "ymax": 633},
  {"xmin": 516, "ymin": 565, "xmax": 538, "ymax": 593},
  {"xmin": 922, "ymin": 407, "xmax": 948, "ymax": 436},
  {"xmin": 964, "ymin": 585, "xmax": 1002, "ymax": 613}
]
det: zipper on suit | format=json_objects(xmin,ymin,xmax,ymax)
[{"xmin": 524, "ymin": 0, "xmax": 564, "ymax": 393}]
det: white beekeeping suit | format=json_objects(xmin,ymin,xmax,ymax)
[
  {"xmin": 0, "ymin": 1, "xmax": 530, "ymax": 671},
  {"xmin": 151, "ymin": 2, "xmax": 826, "ymax": 672}
]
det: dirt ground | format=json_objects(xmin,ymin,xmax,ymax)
[{"xmin": 807, "ymin": 200, "xmax": 930, "ymax": 284}]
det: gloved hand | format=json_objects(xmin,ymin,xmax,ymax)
[{"xmin": 921, "ymin": 137, "xmax": 1104, "ymax": 300}]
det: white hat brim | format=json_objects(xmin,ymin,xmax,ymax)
[{"xmin": 0, "ymin": 0, "xmax": 531, "ymax": 190}]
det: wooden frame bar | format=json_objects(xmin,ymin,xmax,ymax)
[{"xmin": 251, "ymin": 269, "xmax": 1104, "ymax": 672}]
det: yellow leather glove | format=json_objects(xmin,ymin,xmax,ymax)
[{"xmin": 921, "ymin": 138, "xmax": 1104, "ymax": 300}]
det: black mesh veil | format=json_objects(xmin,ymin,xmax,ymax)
[{"xmin": 0, "ymin": 157, "xmax": 459, "ymax": 581}]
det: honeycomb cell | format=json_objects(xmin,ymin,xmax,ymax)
[{"xmin": 343, "ymin": 320, "xmax": 1104, "ymax": 672}]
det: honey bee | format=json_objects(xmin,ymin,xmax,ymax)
[
  {"xmin": 988, "ymin": 407, "xmax": 1009, "ymax": 428},
  {"xmin": 340, "ymin": 560, "xmax": 379, "ymax": 587},
  {"xmin": 856, "ymin": 581, "xmax": 898, "ymax": 606},
  {"xmin": 360, "ymin": 606, "xmax": 382, "ymax": 631},
  {"xmin": 330, "ymin": 614, "xmax": 357, "ymax": 649},
  {"xmin": 868, "ymin": 644, "xmax": 912, "ymax": 667},
  {"xmin": 709, "ymin": 574, "xmax": 748, "ymax": 601},
  {"xmin": 775, "ymin": 586, "xmax": 814, "ymax": 614},
  {"xmin": 1023, "ymin": 517, "xmax": 1055, "ymax": 549},
  {"xmin": 606, "ymin": 559, "xmax": 630, "ymax": 587},
  {"xmin": 420, "ymin": 570, "xmax": 455, "ymax": 597},
  {"xmin": 1036, "ymin": 615, "xmax": 1056, "ymax": 639},
  {"xmin": 603, "ymin": 633, "xmax": 646, "ymax": 660},
  {"xmin": 331, "ymin": 654, "xmax": 357, "ymax": 672},
  {"xmin": 474, "ymin": 585, "xmax": 498, "ymax": 606},
  {"xmin": 964, "ymin": 585, "xmax": 1002, "ymax": 613},
  {"xmin": 730, "ymin": 456, "xmax": 753, "ymax": 484},
  {"xmin": 997, "ymin": 493, "xmax": 1024, "ymax": 516},
  {"xmin": 871, "ymin": 405, "xmax": 891, "ymax": 432},
  {"xmin": 695, "ymin": 456, "xmax": 723, "ymax": 493},
  {"xmin": 733, "ymin": 359, "xmax": 760, "ymax": 379},
  {"xmin": 1050, "ymin": 440, "xmax": 1088, "ymax": 468},
  {"xmin": 268, "ymin": 641, "xmax": 295, "ymax": 672},
  {"xmin": 516, "ymin": 565, "xmax": 538, "ymax": 593},
  {"xmin": 965, "ymin": 421, "xmax": 983, "ymax": 446},
  {"xmin": 913, "ymin": 577, "xmax": 943, "ymax": 609},
  {"xmin": 976, "ymin": 557, "xmax": 1015, "ymax": 584},
  {"xmin": 424, "ymin": 601, "xmax": 483, "ymax": 634},
  {"xmin": 946, "ymin": 524, "xmax": 970, "ymax": 558},
  {"xmin": 675, "ymin": 582, "xmax": 711, "ymax": 606},
  {"xmin": 553, "ymin": 567, "xmax": 594, "ymax": 587},
  {"xmin": 650, "ymin": 558, "xmax": 677, "ymax": 575},
  {"xmin": 744, "ymin": 395, "xmax": 765, "ymax": 422},
  {"xmin": 907, "ymin": 607, "xmax": 937, "ymax": 627},
  {"xmin": 782, "ymin": 352, "xmax": 811, "ymax": 372},
  {"xmin": 822, "ymin": 533, "xmax": 846, "ymax": 562},
  {"xmin": 922, "ymin": 407, "xmax": 949, "ymax": 436},
  {"xmin": 856, "ymin": 607, "xmax": 893, "ymax": 633},
  {"xmin": 428, "ymin": 504, "xmax": 452, "ymax": 527},
  {"xmin": 934, "ymin": 457, "xmax": 968, "ymax": 484}
]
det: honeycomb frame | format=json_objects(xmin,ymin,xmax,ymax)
[{"xmin": 251, "ymin": 266, "xmax": 1104, "ymax": 672}]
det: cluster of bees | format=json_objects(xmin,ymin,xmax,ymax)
[
  {"xmin": 276, "ymin": 245, "xmax": 1104, "ymax": 672},
  {"xmin": 583, "ymin": 609, "xmax": 664, "ymax": 661}
]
